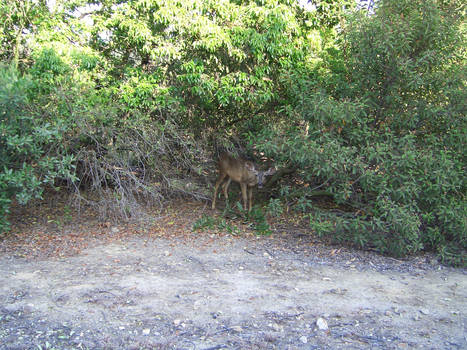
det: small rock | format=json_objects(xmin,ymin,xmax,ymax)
[
  {"xmin": 142, "ymin": 329, "xmax": 150, "ymax": 335},
  {"xmin": 330, "ymin": 288, "xmax": 346, "ymax": 295},
  {"xmin": 316, "ymin": 317, "xmax": 328, "ymax": 330},
  {"xmin": 23, "ymin": 304, "xmax": 34, "ymax": 313},
  {"xmin": 193, "ymin": 300, "xmax": 203, "ymax": 309},
  {"xmin": 111, "ymin": 227, "xmax": 119, "ymax": 233},
  {"xmin": 231, "ymin": 326, "xmax": 243, "ymax": 332},
  {"xmin": 300, "ymin": 336, "xmax": 308, "ymax": 344},
  {"xmin": 173, "ymin": 319, "xmax": 182, "ymax": 326},
  {"xmin": 270, "ymin": 323, "xmax": 282, "ymax": 332},
  {"xmin": 264, "ymin": 333, "xmax": 278, "ymax": 343},
  {"xmin": 420, "ymin": 308, "xmax": 429, "ymax": 315}
]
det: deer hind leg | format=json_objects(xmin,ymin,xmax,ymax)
[{"xmin": 212, "ymin": 173, "xmax": 227, "ymax": 209}]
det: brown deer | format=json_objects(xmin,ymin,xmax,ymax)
[{"xmin": 212, "ymin": 153, "xmax": 275, "ymax": 211}]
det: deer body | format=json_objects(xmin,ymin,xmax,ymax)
[{"xmin": 212, "ymin": 153, "xmax": 275, "ymax": 211}]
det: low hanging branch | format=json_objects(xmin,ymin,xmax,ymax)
[
  {"xmin": 261, "ymin": 165, "xmax": 296, "ymax": 189},
  {"xmin": 260, "ymin": 166, "xmax": 334, "ymax": 198}
]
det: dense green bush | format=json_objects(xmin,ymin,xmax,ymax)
[
  {"xmin": 0, "ymin": 64, "xmax": 75, "ymax": 232},
  {"xmin": 254, "ymin": 0, "xmax": 466, "ymax": 265}
]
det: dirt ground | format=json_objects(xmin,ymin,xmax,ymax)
[{"xmin": 0, "ymin": 200, "xmax": 466, "ymax": 349}]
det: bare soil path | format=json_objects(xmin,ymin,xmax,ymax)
[{"xmin": 0, "ymin": 201, "xmax": 466, "ymax": 349}]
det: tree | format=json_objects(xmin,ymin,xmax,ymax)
[
  {"xmin": 343, "ymin": 0, "xmax": 466, "ymax": 142},
  {"xmin": 80, "ymin": 0, "xmax": 317, "ymax": 129},
  {"xmin": 0, "ymin": 0, "xmax": 51, "ymax": 69},
  {"xmin": 305, "ymin": 0, "xmax": 355, "ymax": 28}
]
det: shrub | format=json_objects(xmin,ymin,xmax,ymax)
[
  {"xmin": 0, "ymin": 64, "xmax": 75, "ymax": 233},
  {"xmin": 253, "ymin": 0, "xmax": 466, "ymax": 264}
]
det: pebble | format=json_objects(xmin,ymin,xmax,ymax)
[
  {"xmin": 316, "ymin": 317, "xmax": 328, "ymax": 330},
  {"xmin": 270, "ymin": 323, "xmax": 282, "ymax": 332},
  {"xmin": 300, "ymin": 336, "xmax": 308, "ymax": 344}
]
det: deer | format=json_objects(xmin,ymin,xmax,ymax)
[{"xmin": 212, "ymin": 152, "xmax": 276, "ymax": 211}]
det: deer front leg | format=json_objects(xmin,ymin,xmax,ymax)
[
  {"xmin": 248, "ymin": 186, "xmax": 253, "ymax": 211},
  {"xmin": 212, "ymin": 173, "xmax": 227, "ymax": 209},
  {"xmin": 222, "ymin": 178, "xmax": 232, "ymax": 202},
  {"xmin": 240, "ymin": 182, "xmax": 248, "ymax": 211}
]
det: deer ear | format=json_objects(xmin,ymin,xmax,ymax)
[
  {"xmin": 265, "ymin": 167, "xmax": 276, "ymax": 176},
  {"xmin": 245, "ymin": 162, "xmax": 256, "ymax": 172}
]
